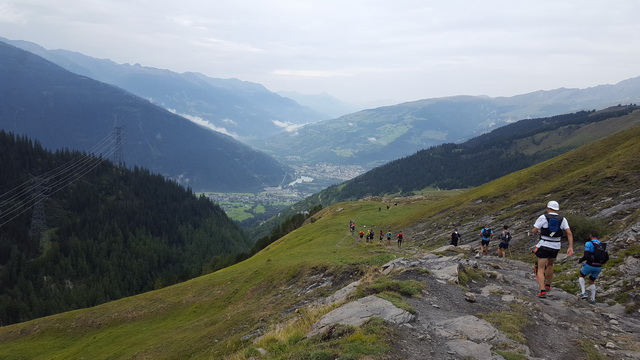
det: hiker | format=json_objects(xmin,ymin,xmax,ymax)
[
  {"xmin": 349, "ymin": 220, "xmax": 355, "ymax": 233},
  {"xmin": 379, "ymin": 230, "xmax": 384, "ymax": 242},
  {"xmin": 497, "ymin": 225, "xmax": 512, "ymax": 257},
  {"xmin": 367, "ymin": 229, "xmax": 375, "ymax": 243},
  {"xmin": 386, "ymin": 230, "xmax": 393, "ymax": 244},
  {"xmin": 397, "ymin": 231, "xmax": 404, "ymax": 248},
  {"xmin": 359, "ymin": 230, "xmax": 365, "ymax": 241},
  {"xmin": 578, "ymin": 231, "xmax": 609, "ymax": 304},
  {"xmin": 479, "ymin": 225, "xmax": 493, "ymax": 256},
  {"xmin": 450, "ymin": 229, "xmax": 462, "ymax": 246},
  {"xmin": 531, "ymin": 200, "xmax": 574, "ymax": 298}
]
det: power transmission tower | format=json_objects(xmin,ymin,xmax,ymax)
[
  {"xmin": 112, "ymin": 123, "xmax": 125, "ymax": 168},
  {"xmin": 30, "ymin": 175, "xmax": 49, "ymax": 248}
]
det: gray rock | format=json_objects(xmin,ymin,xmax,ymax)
[
  {"xmin": 619, "ymin": 256, "xmax": 640, "ymax": 277},
  {"xmin": 313, "ymin": 280, "xmax": 361, "ymax": 306},
  {"xmin": 382, "ymin": 257, "xmax": 410, "ymax": 274},
  {"xmin": 436, "ymin": 315, "xmax": 503, "ymax": 343},
  {"xmin": 444, "ymin": 339, "xmax": 502, "ymax": 360},
  {"xmin": 307, "ymin": 295, "xmax": 414, "ymax": 337},
  {"xmin": 429, "ymin": 264, "xmax": 460, "ymax": 283},
  {"xmin": 465, "ymin": 292, "xmax": 477, "ymax": 302}
]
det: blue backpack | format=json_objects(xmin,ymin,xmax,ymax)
[{"xmin": 542, "ymin": 214, "xmax": 564, "ymax": 238}]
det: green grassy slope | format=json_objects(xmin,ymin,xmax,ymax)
[{"xmin": 1, "ymin": 126, "xmax": 639, "ymax": 359}]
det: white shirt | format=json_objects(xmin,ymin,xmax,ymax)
[{"xmin": 533, "ymin": 212, "xmax": 570, "ymax": 250}]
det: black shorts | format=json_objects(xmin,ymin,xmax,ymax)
[
  {"xmin": 535, "ymin": 246, "xmax": 559, "ymax": 259},
  {"xmin": 499, "ymin": 242, "xmax": 509, "ymax": 249},
  {"xmin": 481, "ymin": 240, "xmax": 490, "ymax": 246}
]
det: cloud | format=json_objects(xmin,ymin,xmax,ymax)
[
  {"xmin": 191, "ymin": 37, "xmax": 263, "ymax": 53},
  {"xmin": 368, "ymin": 137, "xmax": 377, "ymax": 143},
  {"xmin": 3, "ymin": 0, "xmax": 640, "ymax": 105},
  {"xmin": 0, "ymin": 4, "xmax": 25, "ymax": 24},
  {"xmin": 170, "ymin": 110, "xmax": 238, "ymax": 137},
  {"xmin": 273, "ymin": 69, "xmax": 354, "ymax": 78},
  {"xmin": 272, "ymin": 120, "xmax": 305, "ymax": 132}
]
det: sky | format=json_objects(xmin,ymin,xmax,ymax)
[{"xmin": 1, "ymin": 0, "xmax": 640, "ymax": 106}]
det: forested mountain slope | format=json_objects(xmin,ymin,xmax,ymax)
[
  {"xmin": 0, "ymin": 114, "xmax": 638, "ymax": 359},
  {"xmin": 0, "ymin": 41, "xmax": 292, "ymax": 192},
  {"xmin": 0, "ymin": 131, "xmax": 251, "ymax": 325}
]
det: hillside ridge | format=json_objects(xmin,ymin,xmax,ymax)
[{"xmin": 0, "ymin": 124, "xmax": 639, "ymax": 359}]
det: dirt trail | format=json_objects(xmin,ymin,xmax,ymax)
[{"xmin": 388, "ymin": 250, "xmax": 640, "ymax": 360}]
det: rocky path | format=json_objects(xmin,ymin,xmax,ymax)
[{"xmin": 309, "ymin": 245, "xmax": 640, "ymax": 359}]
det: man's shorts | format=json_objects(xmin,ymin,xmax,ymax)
[
  {"xmin": 481, "ymin": 240, "xmax": 490, "ymax": 246},
  {"xmin": 580, "ymin": 264, "xmax": 602, "ymax": 281},
  {"xmin": 535, "ymin": 246, "xmax": 559, "ymax": 259},
  {"xmin": 499, "ymin": 242, "xmax": 509, "ymax": 249}
]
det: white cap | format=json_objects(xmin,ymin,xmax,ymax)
[{"xmin": 547, "ymin": 201, "xmax": 560, "ymax": 211}]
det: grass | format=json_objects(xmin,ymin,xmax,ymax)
[
  {"xmin": 0, "ymin": 199, "xmax": 418, "ymax": 359},
  {"xmin": 2, "ymin": 125, "xmax": 640, "ymax": 358},
  {"xmin": 494, "ymin": 350, "xmax": 529, "ymax": 360},
  {"xmin": 477, "ymin": 304, "xmax": 531, "ymax": 344},
  {"xmin": 236, "ymin": 316, "xmax": 394, "ymax": 360},
  {"xmin": 355, "ymin": 275, "xmax": 425, "ymax": 315},
  {"xmin": 357, "ymin": 275, "xmax": 425, "ymax": 298},
  {"xmin": 577, "ymin": 340, "xmax": 607, "ymax": 360},
  {"xmin": 458, "ymin": 265, "xmax": 485, "ymax": 287}
]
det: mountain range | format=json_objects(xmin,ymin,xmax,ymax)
[
  {"xmin": 253, "ymin": 81, "xmax": 640, "ymax": 172},
  {"xmin": 0, "ymin": 41, "xmax": 292, "ymax": 192},
  {"xmin": 5, "ymin": 37, "xmax": 640, "ymax": 192},
  {"xmin": 0, "ymin": 37, "xmax": 328, "ymax": 140}
]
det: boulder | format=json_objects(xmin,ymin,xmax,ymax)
[
  {"xmin": 313, "ymin": 280, "xmax": 361, "ymax": 306},
  {"xmin": 307, "ymin": 295, "xmax": 414, "ymax": 337}
]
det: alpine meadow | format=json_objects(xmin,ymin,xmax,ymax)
[{"xmin": 1, "ymin": 115, "xmax": 639, "ymax": 359}]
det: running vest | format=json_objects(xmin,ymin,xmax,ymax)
[{"xmin": 540, "ymin": 213, "xmax": 564, "ymax": 242}]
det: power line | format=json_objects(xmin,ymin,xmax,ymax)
[
  {"xmin": 0, "ymin": 132, "xmax": 113, "ymax": 206},
  {"xmin": 0, "ymin": 130, "xmax": 119, "ymax": 229}
]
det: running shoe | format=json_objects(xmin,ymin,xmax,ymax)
[
  {"xmin": 537, "ymin": 290, "xmax": 547, "ymax": 298},
  {"xmin": 545, "ymin": 284, "xmax": 551, "ymax": 292},
  {"xmin": 580, "ymin": 293, "xmax": 588, "ymax": 300}
]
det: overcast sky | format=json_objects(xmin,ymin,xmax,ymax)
[{"xmin": 1, "ymin": 0, "xmax": 639, "ymax": 105}]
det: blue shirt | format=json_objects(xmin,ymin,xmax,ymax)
[
  {"xmin": 480, "ymin": 228, "xmax": 493, "ymax": 240},
  {"xmin": 585, "ymin": 238, "xmax": 601, "ymax": 252}
]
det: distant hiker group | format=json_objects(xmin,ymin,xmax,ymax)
[
  {"xmin": 349, "ymin": 220, "xmax": 404, "ymax": 248},
  {"xmin": 449, "ymin": 224, "xmax": 512, "ymax": 258}
]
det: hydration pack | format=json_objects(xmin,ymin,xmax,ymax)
[
  {"xmin": 588, "ymin": 241, "xmax": 609, "ymax": 267},
  {"xmin": 541, "ymin": 214, "xmax": 564, "ymax": 239}
]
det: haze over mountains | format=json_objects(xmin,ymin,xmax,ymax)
[
  {"xmin": 0, "ymin": 37, "xmax": 329, "ymax": 140},
  {"xmin": 0, "ymin": 41, "xmax": 292, "ymax": 192},
  {"xmin": 254, "ymin": 79, "xmax": 640, "ymax": 171},
  {"xmin": 3, "ymin": 36, "xmax": 640, "ymax": 194}
]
